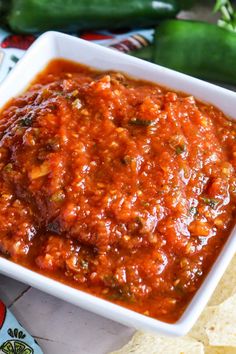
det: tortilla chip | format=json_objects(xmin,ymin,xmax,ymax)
[
  {"xmin": 110, "ymin": 331, "xmax": 204, "ymax": 354},
  {"xmin": 208, "ymin": 254, "xmax": 236, "ymax": 306},
  {"xmin": 189, "ymin": 306, "xmax": 217, "ymax": 345},
  {"xmin": 206, "ymin": 294, "xmax": 236, "ymax": 347},
  {"xmin": 205, "ymin": 347, "xmax": 236, "ymax": 354}
]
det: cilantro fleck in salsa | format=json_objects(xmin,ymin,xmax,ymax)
[{"xmin": 0, "ymin": 59, "xmax": 235, "ymax": 323}]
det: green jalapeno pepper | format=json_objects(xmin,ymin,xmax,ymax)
[
  {"xmin": 0, "ymin": 0, "xmax": 180, "ymax": 33},
  {"xmin": 131, "ymin": 20, "xmax": 236, "ymax": 86}
]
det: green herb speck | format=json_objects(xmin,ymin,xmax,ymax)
[
  {"xmin": 201, "ymin": 197, "xmax": 218, "ymax": 209},
  {"xmin": 175, "ymin": 144, "xmax": 186, "ymax": 155},
  {"xmin": 80, "ymin": 259, "xmax": 89, "ymax": 270},
  {"xmin": 19, "ymin": 116, "xmax": 33, "ymax": 127},
  {"xmin": 129, "ymin": 118, "xmax": 154, "ymax": 127}
]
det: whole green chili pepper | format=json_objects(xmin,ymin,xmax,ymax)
[
  {"xmin": 130, "ymin": 44, "xmax": 155, "ymax": 62},
  {"xmin": 0, "ymin": 0, "xmax": 180, "ymax": 34},
  {"xmin": 131, "ymin": 20, "xmax": 236, "ymax": 86}
]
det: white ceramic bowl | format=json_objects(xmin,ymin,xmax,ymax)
[{"xmin": 0, "ymin": 31, "xmax": 235, "ymax": 336}]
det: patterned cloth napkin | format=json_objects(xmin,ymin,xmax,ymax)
[
  {"xmin": 0, "ymin": 300, "xmax": 43, "ymax": 353},
  {"xmin": 0, "ymin": 26, "xmax": 153, "ymax": 354},
  {"xmin": 0, "ymin": 27, "xmax": 153, "ymax": 83}
]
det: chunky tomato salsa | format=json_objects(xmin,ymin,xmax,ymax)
[{"xmin": 0, "ymin": 59, "xmax": 235, "ymax": 323}]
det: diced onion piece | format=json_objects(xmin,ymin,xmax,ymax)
[{"xmin": 29, "ymin": 161, "xmax": 50, "ymax": 180}]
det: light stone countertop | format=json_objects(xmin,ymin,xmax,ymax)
[
  {"xmin": 0, "ymin": 274, "xmax": 134, "ymax": 353},
  {"xmin": 0, "ymin": 3, "xmax": 227, "ymax": 354}
]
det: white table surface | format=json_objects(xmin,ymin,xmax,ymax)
[
  {"xmin": 0, "ymin": 275, "xmax": 134, "ymax": 353},
  {"xmin": 0, "ymin": 3, "xmax": 226, "ymax": 354}
]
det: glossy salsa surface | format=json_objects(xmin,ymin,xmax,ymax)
[{"xmin": 0, "ymin": 59, "xmax": 235, "ymax": 323}]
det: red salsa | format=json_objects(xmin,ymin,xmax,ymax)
[{"xmin": 0, "ymin": 59, "xmax": 235, "ymax": 323}]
